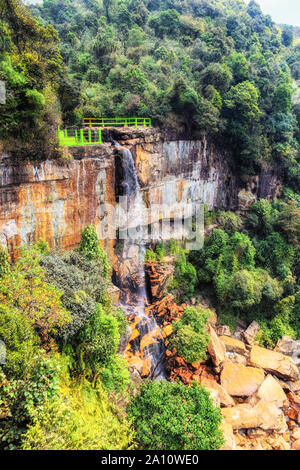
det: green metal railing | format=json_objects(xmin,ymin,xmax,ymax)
[
  {"xmin": 58, "ymin": 117, "xmax": 151, "ymax": 146},
  {"xmin": 83, "ymin": 117, "xmax": 151, "ymax": 128},
  {"xmin": 58, "ymin": 126, "xmax": 103, "ymax": 146}
]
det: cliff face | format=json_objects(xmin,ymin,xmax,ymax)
[{"xmin": 0, "ymin": 128, "xmax": 281, "ymax": 257}]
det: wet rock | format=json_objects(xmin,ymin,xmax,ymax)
[
  {"xmin": 145, "ymin": 261, "xmax": 174, "ymax": 301},
  {"xmin": 250, "ymin": 345, "xmax": 299, "ymax": 381},
  {"xmin": 243, "ymin": 321, "xmax": 260, "ymax": 345},
  {"xmin": 118, "ymin": 325, "xmax": 132, "ymax": 355},
  {"xmin": 220, "ymin": 335, "xmax": 247, "ymax": 355},
  {"xmin": 207, "ymin": 324, "xmax": 226, "ymax": 367},
  {"xmin": 220, "ymin": 362, "xmax": 264, "ymax": 397}
]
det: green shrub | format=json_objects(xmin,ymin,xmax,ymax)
[
  {"xmin": 79, "ymin": 225, "xmax": 110, "ymax": 278},
  {"xmin": 169, "ymin": 306, "xmax": 211, "ymax": 363},
  {"xmin": 21, "ymin": 380, "xmax": 134, "ymax": 450},
  {"xmin": 127, "ymin": 381, "xmax": 224, "ymax": 450},
  {"xmin": 0, "ymin": 304, "xmax": 37, "ymax": 379}
]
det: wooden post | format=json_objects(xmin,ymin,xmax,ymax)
[
  {"xmin": 80, "ymin": 128, "xmax": 84, "ymax": 144},
  {"xmin": 135, "ymin": 118, "xmax": 138, "ymax": 129},
  {"xmin": 88, "ymin": 128, "xmax": 92, "ymax": 144},
  {"xmin": 143, "ymin": 118, "xmax": 146, "ymax": 127},
  {"xmin": 98, "ymin": 129, "xmax": 102, "ymax": 144}
]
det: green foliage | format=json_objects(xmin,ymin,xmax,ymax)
[
  {"xmin": 79, "ymin": 225, "xmax": 110, "ymax": 278},
  {"xmin": 0, "ymin": 353, "xmax": 61, "ymax": 449},
  {"xmin": 167, "ymin": 251, "xmax": 197, "ymax": 301},
  {"xmin": 40, "ymin": 250, "xmax": 108, "ymax": 342},
  {"xmin": 0, "ymin": 243, "xmax": 70, "ymax": 349},
  {"xmin": 0, "ymin": 246, "xmax": 10, "ymax": 278},
  {"xmin": 0, "ymin": 303, "xmax": 37, "ymax": 379},
  {"xmin": 21, "ymin": 379, "xmax": 134, "ymax": 450},
  {"xmin": 169, "ymin": 306, "xmax": 211, "ymax": 363},
  {"xmin": 127, "ymin": 380, "xmax": 223, "ymax": 450},
  {"xmin": 31, "ymin": 0, "xmax": 300, "ymax": 181},
  {"xmin": 0, "ymin": 0, "xmax": 62, "ymax": 158}
]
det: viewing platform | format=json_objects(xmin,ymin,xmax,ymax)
[{"xmin": 58, "ymin": 117, "xmax": 151, "ymax": 146}]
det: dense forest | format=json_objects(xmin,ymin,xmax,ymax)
[
  {"xmin": 0, "ymin": 0, "xmax": 299, "ymax": 186},
  {"xmin": 1, "ymin": 0, "xmax": 300, "ymax": 451}
]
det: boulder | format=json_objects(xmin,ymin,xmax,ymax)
[
  {"xmin": 220, "ymin": 335, "xmax": 247, "ymax": 355},
  {"xmin": 243, "ymin": 321, "xmax": 260, "ymax": 345},
  {"xmin": 256, "ymin": 375, "xmax": 287, "ymax": 408},
  {"xmin": 250, "ymin": 345, "xmax": 299, "ymax": 381},
  {"xmin": 226, "ymin": 351, "xmax": 247, "ymax": 365},
  {"xmin": 207, "ymin": 324, "xmax": 226, "ymax": 367},
  {"xmin": 232, "ymin": 326, "xmax": 245, "ymax": 342},
  {"xmin": 292, "ymin": 439, "xmax": 300, "ymax": 450},
  {"xmin": 199, "ymin": 377, "xmax": 235, "ymax": 407},
  {"xmin": 220, "ymin": 362, "xmax": 264, "ymax": 397},
  {"xmin": 216, "ymin": 325, "xmax": 231, "ymax": 336},
  {"xmin": 220, "ymin": 422, "xmax": 237, "ymax": 450},
  {"xmin": 222, "ymin": 400, "xmax": 287, "ymax": 432},
  {"xmin": 292, "ymin": 428, "xmax": 300, "ymax": 440},
  {"xmin": 275, "ymin": 336, "xmax": 300, "ymax": 366}
]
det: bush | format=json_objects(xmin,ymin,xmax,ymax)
[
  {"xmin": 79, "ymin": 225, "xmax": 110, "ymax": 279},
  {"xmin": 21, "ymin": 380, "xmax": 134, "ymax": 450},
  {"xmin": 168, "ymin": 306, "xmax": 211, "ymax": 363},
  {"xmin": 0, "ymin": 304, "xmax": 37, "ymax": 379},
  {"xmin": 127, "ymin": 380, "xmax": 223, "ymax": 450}
]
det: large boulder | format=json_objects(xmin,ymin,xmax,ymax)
[
  {"xmin": 199, "ymin": 377, "xmax": 235, "ymax": 407},
  {"xmin": 222, "ymin": 400, "xmax": 287, "ymax": 432},
  {"xmin": 249, "ymin": 345, "xmax": 299, "ymax": 381},
  {"xmin": 220, "ymin": 422, "xmax": 237, "ymax": 450},
  {"xmin": 243, "ymin": 321, "xmax": 260, "ymax": 345},
  {"xmin": 248, "ymin": 374, "xmax": 287, "ymax": 408},
  {"xmin": 220, "ymin": 335, "xmax": 247, "ymax": 355},
  {"xmin": 257, "ymin": 375, "xmax": 287, "ymax": 407},
  {"xmin": 207, "ymin": 325, "xmax": 226, "ymax": 367},
  {"xmin": 275, "ymin": 336, "xmax": 300, "ymax": 366},
  {"xmin": 226, "ymin": 351, "xmax": 247, "ymax": 365},
  {"xmin": 220, "ymin": 362, "xmax": 264, "ymax": 397}
]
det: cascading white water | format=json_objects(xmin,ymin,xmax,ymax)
[{"xmin": 116, "ymin": 145, "xmax": 166, "ymax": 379}]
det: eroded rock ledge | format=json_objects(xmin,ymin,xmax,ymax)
[{"xmin": 0, "ymin": 128, "xmax": 281, "ymax": 258}]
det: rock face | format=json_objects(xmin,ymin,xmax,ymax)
[
  {"xmin": 0, "ymin": 128, "xmax": 281, "ymax": 258},
  {"xmin": 145, "ymin": 260, "xmax": 174, "ymax": 301},
  {"xmin": 250, "ymin": 345, "xmax": 300, "ymax": 381},
  {"xmin": 220, "ymin": 362, "xmax": 264, "ymax": 397}
]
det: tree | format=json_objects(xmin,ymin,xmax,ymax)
[
  {"xmin": 127, "ymin": 381, "xmax": 224, "ymax": 450},
  {"xmin": 224, "ymin": 81, "xmax": 261, "ymax": 127},
  {"xmin": 0, "ymin": 304, "xmax": 37, "ymax": 379},
  {"xmin": 79, "ymin": 225, "xmax": 110, "ymax": 278},
  {"xmin": 169, "ymin": 306, "xmax": 211, "ymax": 363}
]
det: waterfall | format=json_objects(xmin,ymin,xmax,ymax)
[{"xmin": 116, "ymin": 145, "xmax": 166, "ymax": 380}]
